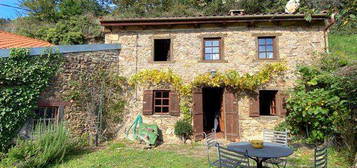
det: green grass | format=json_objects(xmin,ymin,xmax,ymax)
[
  {"xmin": 49, "ymin": 141, "xmax": 351, "ymax": 168},
  {"xmin": 51, "ymin": 141, "xmax": 208, "ymax": 168},
  {"xmin": 329, "ymin": 33, "xmax": 357, "ymax": 60}
]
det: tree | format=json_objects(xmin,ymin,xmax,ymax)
[{"xmin": 15, "ymin": 0, "xmax": 107, "ymax": 44}]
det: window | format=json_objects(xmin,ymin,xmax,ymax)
[
  {"xmin": 33, "ymin": 106, "xmax": 59, "ymax": 126},
  {"xmin": 154, "ymin": 39, "xmax": 171, "ymax": 61},
  {"xmin": 153, "ymin": 90, "xmax": 170, "ymax": 114},
  {"xmin": 203, "ymin": 38, "xmax": 221, "ymax": 60},
  {"xmin": 259, "ymin": 90, "xmax": 278, "ymax": 115},
  {"xmin": 258, "ymin": 37, "xmax": 275, "ymax": 59}
]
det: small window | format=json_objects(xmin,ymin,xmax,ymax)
[
  {"xmin": 153, "ymin": 90, "xmax": 170, "ymax": 114},
  {"xmin": 33, "ymin": 106, "xmax": 59, "ymax": 126},
  {"xmin": 154, "ymin": 39, "xmax": 171, "ymax": 61},
  {"xmin": 203, "ymin": 38, "xmax": 221, "ymax": 60},
  {"xmin": 258, "ymin": 37, "xmax": 275, "ymax": 59},
  {"xmin": 259, "ymin": 90, "xmax": 278, "ymax": 115}
]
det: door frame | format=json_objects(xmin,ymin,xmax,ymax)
[{"xmin": 192, "ymin": 87, "xmax": 239, "ymax": 141}]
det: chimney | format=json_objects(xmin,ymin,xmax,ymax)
[{"xmin": 229, "ymin": 9, "xmax": 245, "ymax": 16}]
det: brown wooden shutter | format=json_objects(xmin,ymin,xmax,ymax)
[
  {"xmin": 169, "ymin": 91, "xmax": 180, "ymax": 116},
  {"xmin": 249, "ymin": 93, "xmax": 260, "ymax": 117},
  {"xmin": 143, "ymin": 90, "xmax": 153, "ymax": 115},
  {"xmin": 224, "ymin": 89, "xmax": 239, "ymax": 141},
  {"xmin": 192, "ymin": 88, "xmax": 204, "ymax": 140},
  {"xmin": 276, "ymin": 91, "xmax": 288, "ymax": 117}
]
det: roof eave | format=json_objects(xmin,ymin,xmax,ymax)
[{"xmin": 100, "ymin": 14, "xmax": 328, "ymax": 27}]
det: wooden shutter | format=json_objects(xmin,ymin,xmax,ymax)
[
  {"xmin": 58, "ymin": 106, "xmax": 65, "ymax": 121},
  {"xmin": 249, "ymin": 93, "xmax": 260, "ymax": 117},
  {"xmin": 276, "ymin": 91, "xmax": 288, "ymax": 117},
  {"xmin": 169, "ymin": 91, "xmax": 180, "ymax": 116},
  {"xmin": 224, "ymin": 89, "xmax": 239, "ymax": 141},
  {"xmin": 143, "ymin": 90, "xmax": 154, "ymax": 115},
  {"xmin": 192, "ymin": 88, "xmax": 204, "ymax": 140}
]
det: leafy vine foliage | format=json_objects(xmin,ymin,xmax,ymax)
[
  {"xmin": 0, "ymin": 48, "xmax": 63, "ymax": 152},
  {"xmin": 129, "ymin": 63, "xmax": 287, "ymax": 121}
]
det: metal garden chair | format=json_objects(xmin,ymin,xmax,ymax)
[
  {"xmin": 212, "ymin": 143, "xmax": 250, "ymax": 168},
  {"xmin": 204, "ymin": 129, "xmax": 219, "ymax": 167},
  {"xmin": 263, "ymin": 129, "xmax": 288, "ymax": 145},
  {"xmin": 314, "ymin": 144, "xmax": 328, "ymax": 168},
  {"xmin": 263, "ymin": 129, "xmax": 289, "ymax": 168}
]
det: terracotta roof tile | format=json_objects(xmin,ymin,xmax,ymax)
[{"xmin": 0, "ymin": 31, "xmax": 53, "ymax": 49}]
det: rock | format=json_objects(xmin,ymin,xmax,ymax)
[
  {"xmin": 186, "ymin": 139, "xmax": 192, "ymax": 144},
  {"xmin": 285, "ymin": 0, "xmax": 300, "ymax": 14}
]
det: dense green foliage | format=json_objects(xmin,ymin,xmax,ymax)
[
  {"xmin": 13, "ymin": 0, "xmax": 106, "ymax": 45},
  {"xmin": 0, "ymin": 48, "xmax": 63, "ymax": 152},
  {"xmin": 174, "ymin": 120, "xmax": 193, "ymax": 142},
  {"xmin": 0, "ymin": 123, "xmax": 81, "ymax": 168},
  {"xmin": 286, "ymin": 53, "xmax": 356, "ymax": 156}
]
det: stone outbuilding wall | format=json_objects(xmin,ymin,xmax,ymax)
[{"xmin": 2, "ymin": 44, "xmax": 123, "ymax": 142}]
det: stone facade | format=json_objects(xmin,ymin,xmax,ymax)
[
  {"xmin": 38, "ymin": 50, "xmax": 121, "ymax": 139},
  {"xmin": 104, "ymin": 21, "xmax": 327, "ymax": 143}
]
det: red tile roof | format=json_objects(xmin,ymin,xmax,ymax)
[{"xmin": 0, "ymin": 31, "xmax": 53, "ymax": 49}]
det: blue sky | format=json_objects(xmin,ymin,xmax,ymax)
[{"xmin": 0, "ymin": 0, "xmax": 26, "ymax": 19}]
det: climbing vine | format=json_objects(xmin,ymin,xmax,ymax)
[
  {"xmin": 129, "ymin": 63, "xmax": 287, "ymax": 121},
  {"xmin": 0, "ymin": 48, "xmax": 63, "ymax": 152},
  {"xmin": 63, "ymin": 65, "xmax": 128, "ymax": 144}
]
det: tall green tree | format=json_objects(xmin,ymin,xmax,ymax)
[{"xmin": 16, "ymin": 0, "xmax": 107, "ymax": 45}]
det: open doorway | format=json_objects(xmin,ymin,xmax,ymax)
[{"xmin": 202, "ymin": 87, "xmax": 224, "ymax": 134}]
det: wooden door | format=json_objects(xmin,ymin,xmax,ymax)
[
  {"xmin": 192, "ymin": 88, "xmax": 204, "ymax": 140},
  {"xmin": 224, "ymin": 88, "xmax": 239, "ymax": 141}
]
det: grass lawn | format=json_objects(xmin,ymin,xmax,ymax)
[
  {"xmin": 329, "ymin": 33, "xmax": 357, "ymax": 60},
  {"xmin": 51, "ymin": 140, "xmax": 351, "ymax": 168}
]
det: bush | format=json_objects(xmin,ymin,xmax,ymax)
[
  {"xmin": 174, "ymin": 120, "xmax": 192, "ymax": 142},
  {"xmin": 286, "ymin": 53, "xmax": 356, "ymax": 158},
  {"xmin": 0, "ymin": 123, "xmax": 80, "ymax": 168}
]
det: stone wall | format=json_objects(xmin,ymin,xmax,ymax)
[
  {"xmin": 106, "ymin": 23, "xmax": 326, "ymax": 143},
  {"xmin": 39, "ymin": 50, "xmax": 120, "ymax": 138}
]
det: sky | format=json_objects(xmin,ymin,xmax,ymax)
[{"xmin": 0, "ymin": 0, "xmax": 26, "ymax": 19}]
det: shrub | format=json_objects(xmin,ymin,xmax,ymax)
[
  {"xmin": 0, "ymin": 123, "xmax": 79, "ymax": 168},
  {"xmin": 174, "ymin": 120, "xmax": 192, "ymax": 142},
  {"xmin": 286, "ymin": 53, "xmax": 356, "ymax": 157}
]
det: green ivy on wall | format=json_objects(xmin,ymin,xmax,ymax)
[
  {"xmin": 0, "ymin": 48, "xmax": 63, "ymax": 152},
  {"xmin": 129, "ymin": 63, "xmax": 287, "ymax": 121}
]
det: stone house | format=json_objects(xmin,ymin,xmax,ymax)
[{"xmin": 100, "ymin": 12, "xmax": 333, "ymax": 143}]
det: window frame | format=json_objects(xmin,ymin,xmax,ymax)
[
  {"xmin": 201, "ymin": 37, "xmax": 226, "ymax": 62},
  {"xmin": 33, "ymin": 106, "xmax": 60, "ymax": 126},
  {"xmin": 257, "ymin": 36, "xmax": 277, "ymax": 60},
  {"xmin": 153, "ymin": 90, "xmax": 170, "ymax": 114},
  {"xmin": 151, "ymin": 38, "xmax": 173, "ymax": 63},
  {"xmin": 259, "ymin": 90, "xmax": 278, "ymax": 116}
]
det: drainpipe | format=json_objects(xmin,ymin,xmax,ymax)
[
  {"xmin": 135, "ymin": 33, "xmax": 139, "ymax": 100},
  {"xmin": 323, "ymin": 13, "xmax": 336, "ymax": 53}
]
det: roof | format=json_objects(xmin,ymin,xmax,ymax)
[
  {"xmin": 0, "ymin": 44, "xmax": 121, "ymax": 58},
  {"xmin": 100, "ymin": 12, "xmax": 329, "ymax": 27},
  {"xmin": 0, "ymin": 31, "xmax": 53, "ymax": 49}
]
